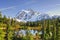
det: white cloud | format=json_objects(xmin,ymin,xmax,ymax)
[
  {"xmin": 46, "ymin": 11, "xmax": 60, "ymax": 16},
  {"xmin": 0, "ymin": 6, "xmax": 16, "ymax": 11}
]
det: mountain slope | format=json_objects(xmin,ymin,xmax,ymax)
[{"xmin": 15, "ymin": 9, "xmax": 59, "ymax": 22}]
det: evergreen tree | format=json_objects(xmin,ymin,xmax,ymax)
[
  {"xmin": 53, "ymin": 19, "xmax": 56, "ymax": 40},
  {"xmin": 56, "ymin": 18, "xmax": 60, "ymax": 40},
  {"xmin": 0, "ymin": 11, "xmax": 2, "ymax": 18},
  {"xmin": 0, "ymin": 11, "xmax": 3, "ymax": 23}
]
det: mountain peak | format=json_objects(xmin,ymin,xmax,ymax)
[
  {"xmin": 21, "ymin": 10, "xmax": 30, "ymax": 13},
  {"xmin": 15, "ymin": 9, "xmax": 60, "ymax": 22}
]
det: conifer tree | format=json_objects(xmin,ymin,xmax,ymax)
[{"xmin": 56, "ymin": 18, "xmax": 60, "ymax": 40}]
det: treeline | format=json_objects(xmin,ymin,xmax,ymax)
[
  {"xmin": 0, "ymin": 12, "xmax": 20, "ymax": 40},
  {"xmin": 0, "ymin": 12, "xmax": 60, "ymax": 40}
]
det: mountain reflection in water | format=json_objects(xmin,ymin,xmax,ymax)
[{"xmin": 15, "ymin": 29, "xmax": 42, "ymax": 36}]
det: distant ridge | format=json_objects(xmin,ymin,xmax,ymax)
[{"xmin": 15, "ymin": 9, "xmax": 60, "ymax": 22}]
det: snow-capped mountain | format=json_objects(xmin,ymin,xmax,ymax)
[
  {"xmin": 37, "ymin": 13, "xmax": 50, "ymax": 20},
  {"xmin": 52, "ymin": 15, "xmax": 60, "ymax": 19},
  {"xmin": 15, "ymin": 9, "xmax": 60, "ymax": 22}
]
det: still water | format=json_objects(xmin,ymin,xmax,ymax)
[{"xmin": 15, "ymin": 29, "xmax": 42, "ymax": 36}]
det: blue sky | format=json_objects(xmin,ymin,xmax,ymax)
[{"xmin": 0, "ymin": 0, "xmax": 60, "ymax": 17}]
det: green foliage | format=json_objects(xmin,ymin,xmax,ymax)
[{"xmin": 0, "ymin": 29, "xmax": 6, "ymax": 40}]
